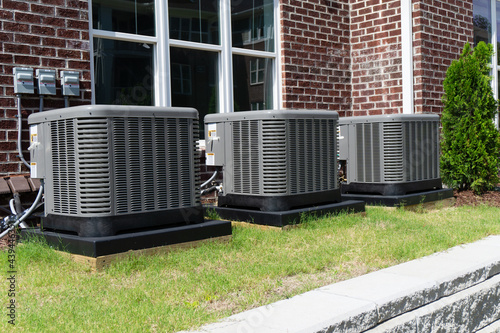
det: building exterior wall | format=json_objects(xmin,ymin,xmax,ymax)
[
  {"xmin": 280, "ymin": 0, "xmax": 352, "ymax": 116},
  {"xmin": 412, "ymin": 0, "xmax": 474, "ymax": 114},
  {"xmin": 0, "ymin": 0, "xmax": 477, "ymax": 177},
  {"xmin": 0, "ymin": 0, "xmax": 92, "ymax": 175},
  {"xmin": 350, "ymin": 0, "xmax": 403, "ymax": 116}
]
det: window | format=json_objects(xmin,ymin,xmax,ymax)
[
  {"xmin": 473, "ymin": 0, "xmax": 500, "ymax": 126},
  {"xmin": 90, "ymin": 0, "xmax": 280, "ymax": 135}
]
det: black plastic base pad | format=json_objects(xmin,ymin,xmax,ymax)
[
  {"xmin": 20, "ymin": 220, "xmax": 232, "ymax": 258},
  {"xmin": 206, "ymin": 200, "xmax": 365, "ymax": 228},
  {"xmin": 218, "ymin": 190, "xmax": 342, "ymax": 212},
  {"xmin": 42, "ymin": 206, "xmax": 205, "ymax": 237},
  {"xmin": 341, "ymin": 188, "xmax": 454, "ymax": 207},
  {"xmin": 341, "ymin": 179, "xmax": 443, "ymax": 196}
]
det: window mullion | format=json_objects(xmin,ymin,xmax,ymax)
[{"xmin": 221, "ymin": 0, "xmax": 233, "ymax": 113}]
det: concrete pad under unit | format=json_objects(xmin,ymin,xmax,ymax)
[{"xmin": 185, "ymin": 235, "xmax": 500, "ymax": 333}]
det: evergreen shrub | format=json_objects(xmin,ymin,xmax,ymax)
[{"xmin": 441, "ymin": 41, "xmax": 500, "ymax": 194}]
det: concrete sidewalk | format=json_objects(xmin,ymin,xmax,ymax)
[{"xmin": 183, "ymin": 235, "xmax": 500, "ymax": 333}]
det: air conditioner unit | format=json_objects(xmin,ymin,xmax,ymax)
[
  {"xmin": 28, "ymin": 105, "xmax": 203, "ymax": 237},
  {"xmin": 338, "ymin": 114, "xmax": 442, "ymax": 196},
  {"xmin": 205, "ymin": 110, "xmax": 340, "ymax": 211}
]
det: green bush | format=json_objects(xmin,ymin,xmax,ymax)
[{"xmin": 441, "ymin": 42, "xmax": 500, "ymax": 194}]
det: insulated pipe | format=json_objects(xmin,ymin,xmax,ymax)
[
  {"xmin": 13, "ymin": 193, "xmax": 28, "ymax": 229},
  {"xmin": 201, "ymin": 170, "xmax": 218, "ymax": 189},
  {"xmin": 0, "ymin": 181, "xmax": 44, "ymax": 240},
  {"xmin": 16, "ymin": 95, "xmax": 30, "ymax": 169}
]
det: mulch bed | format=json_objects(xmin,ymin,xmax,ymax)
[{"xmin": 453, "ymin": 189, "xmax": 500, "ymax": 208}]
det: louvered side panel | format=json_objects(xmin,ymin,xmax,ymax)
[
  {"xmin": 51, "ymin": 119, "xmax": 78, "ymax": 215},
  {"xmin": 289, "ymin": 119, "xmax": 305, "ymax": 193},
  {"xmin": 166, "ymin": 119, "xmax": 180, "ymax": 207},
  {"xmin": 112, "ymin": 117, "xmax": 196, "ymax": 214},
  {"xmin": 232, "ymin": 120, "xmax": 260, "ymax": 195},
  {"xmin": 355, "ymin": 123, "xmax": 381, "ymax": 183},
  {"xmin": 178, "ymin": 118, "xmax": 193, "ymax": 207},
  {"xmin": 383, "ymin": 122, "xmax": 404, "ymax": 182},
  {"xmin": 288, "ymin": 119, "xmax": 337, "ymax": 194},
  {"xmin": 262, "ymin": 120, "xmax": 287, "ymax": 194},
  {"xmin": 404, "ymin": 120, "xmax": 441, "ymax": 182},
  {"xmin": 192, "ymin": 119, "xmax": 201, "ymax": 206},
  {"xmin": 76, "ymin": 118, "xmax": 112, "ymax": 215},
  {"xmin": 113, "ymin": 118, "xmax": 128, "ymax": 214},
  {"xmin": 154, "ymin": 119, "xmax": 168, "ymax": 209}
]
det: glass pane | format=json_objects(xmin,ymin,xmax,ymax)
[
  {"xmin": 170, "ymin": 47, "xmax": 219, "ymax": 137},
  {"xmin": 169, "ymin": 0, "xmax": 219, "ymax": 44},
  {"xmin": 233, "ymin": 55, "xmax": 273, "ymax": 111},
  {"xmin": 232, "ymin": 0, "xmax": 274, "ymax": 52},
  {"xmin": 474, "ymin": 0, "xmax": 492, "ymax": 45},
  {"xmin": 92, "ymin": 0, "xmax": 155, "ymax": 36},
  {"xmin": 94, "ymin": 38, "xmax": 154, "ymax": 105}
]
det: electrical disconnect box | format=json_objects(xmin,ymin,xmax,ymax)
[
  {"xmin": 13, "ymin": 67, "xmax": 34, "ymax": 94},
  {"xmin": 61, "ymin": 71, "xmax": 80, "ymax": 96},
  {"xmin": 28, "ymin": 105, "xmax": 204, "ymax": 237},
  {"xmin": 36, "ymin": 69, "xmax": 57, "ymax": 95},
  {"xmin": 205, "ymin": 110, "xmax": 341, "ymax": 211},
  {"xmin": 338, "ymin": 114, "xmax": 442, "ymax": 196}
]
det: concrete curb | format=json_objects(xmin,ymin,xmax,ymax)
[{"xmin": 183, "ymin": 235, "xmax": 500, "ymax": 333}]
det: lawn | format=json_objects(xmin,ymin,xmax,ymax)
[{"xmin": 1, "ymin": 204, "xmax": 500, "ymax": 332}]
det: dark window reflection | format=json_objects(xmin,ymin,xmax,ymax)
[
  {"xmin": 233, "ymin": 55, "xmax": 273, "ymax": 111},
  {"xmin": 170, "ymin": 47, "xmax": 218, "ymax": 137},
  {"xmin": 473, "ymin": 0, "xmax": 492, "ymax": 46},
  {"xmin": 94, "ymin": 39, "xmax": 154, "ymax": 105},
  {"xmin": 231, "ymin": 0, "xmax": 274, "ymax": 52},
  {"xmin": 93, "ymin": 0, "xmax": 155, "ymax": 36},
  {"xmin": 169, "ymin": 0, "xmax": 219, "ymax": 44}
]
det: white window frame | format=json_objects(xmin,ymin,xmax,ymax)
[{"xmin": 89, "ymin": 0, "xmax": 282, "ymax": 113}]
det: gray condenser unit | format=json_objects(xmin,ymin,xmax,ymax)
[
  {"xmin": 28, "ymin": 105, "xmax": 203, "ymax": 237},
  {"xmin": 338, "ymin": 114, "xmax": 442, "ymax": 196},
  {"xmin": 204, "ymin": 110, "xmax": 340, "ymax": 211}
]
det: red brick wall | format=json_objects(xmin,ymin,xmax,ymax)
[
  {"xmin": 0, "ymin": 0, "xmax": 91, "ymax": 175},
  {"xmin": 412, "ymin": 0, "xmax": 473, "ymax": 114},
  {"xmin": 280, "ymin": 0, "xmax": 352, "ymax": 116},
  {"xmin": 351, "ymin": 0, "xmax": 403, "ymax": 116}
]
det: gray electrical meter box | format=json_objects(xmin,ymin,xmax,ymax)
[
  {"xmin": 36, "ymin": 69, "xmax": 57, "ymax": 95},
  {"xmin": 13, "ymin": 67, "xmax": 34, "ymax": 94},
  {"xmin": 61, "ymin": 71, "xmax": 80, "ymax": 96}
]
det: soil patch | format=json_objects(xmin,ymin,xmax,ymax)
[{"xmin": 453, "ymin": 189, "xmax": 500, "ymax": 208}]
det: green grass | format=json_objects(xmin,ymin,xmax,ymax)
[{"xmin": 2, "ymin": 205, "xmax": 500, "ymax": 332}]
